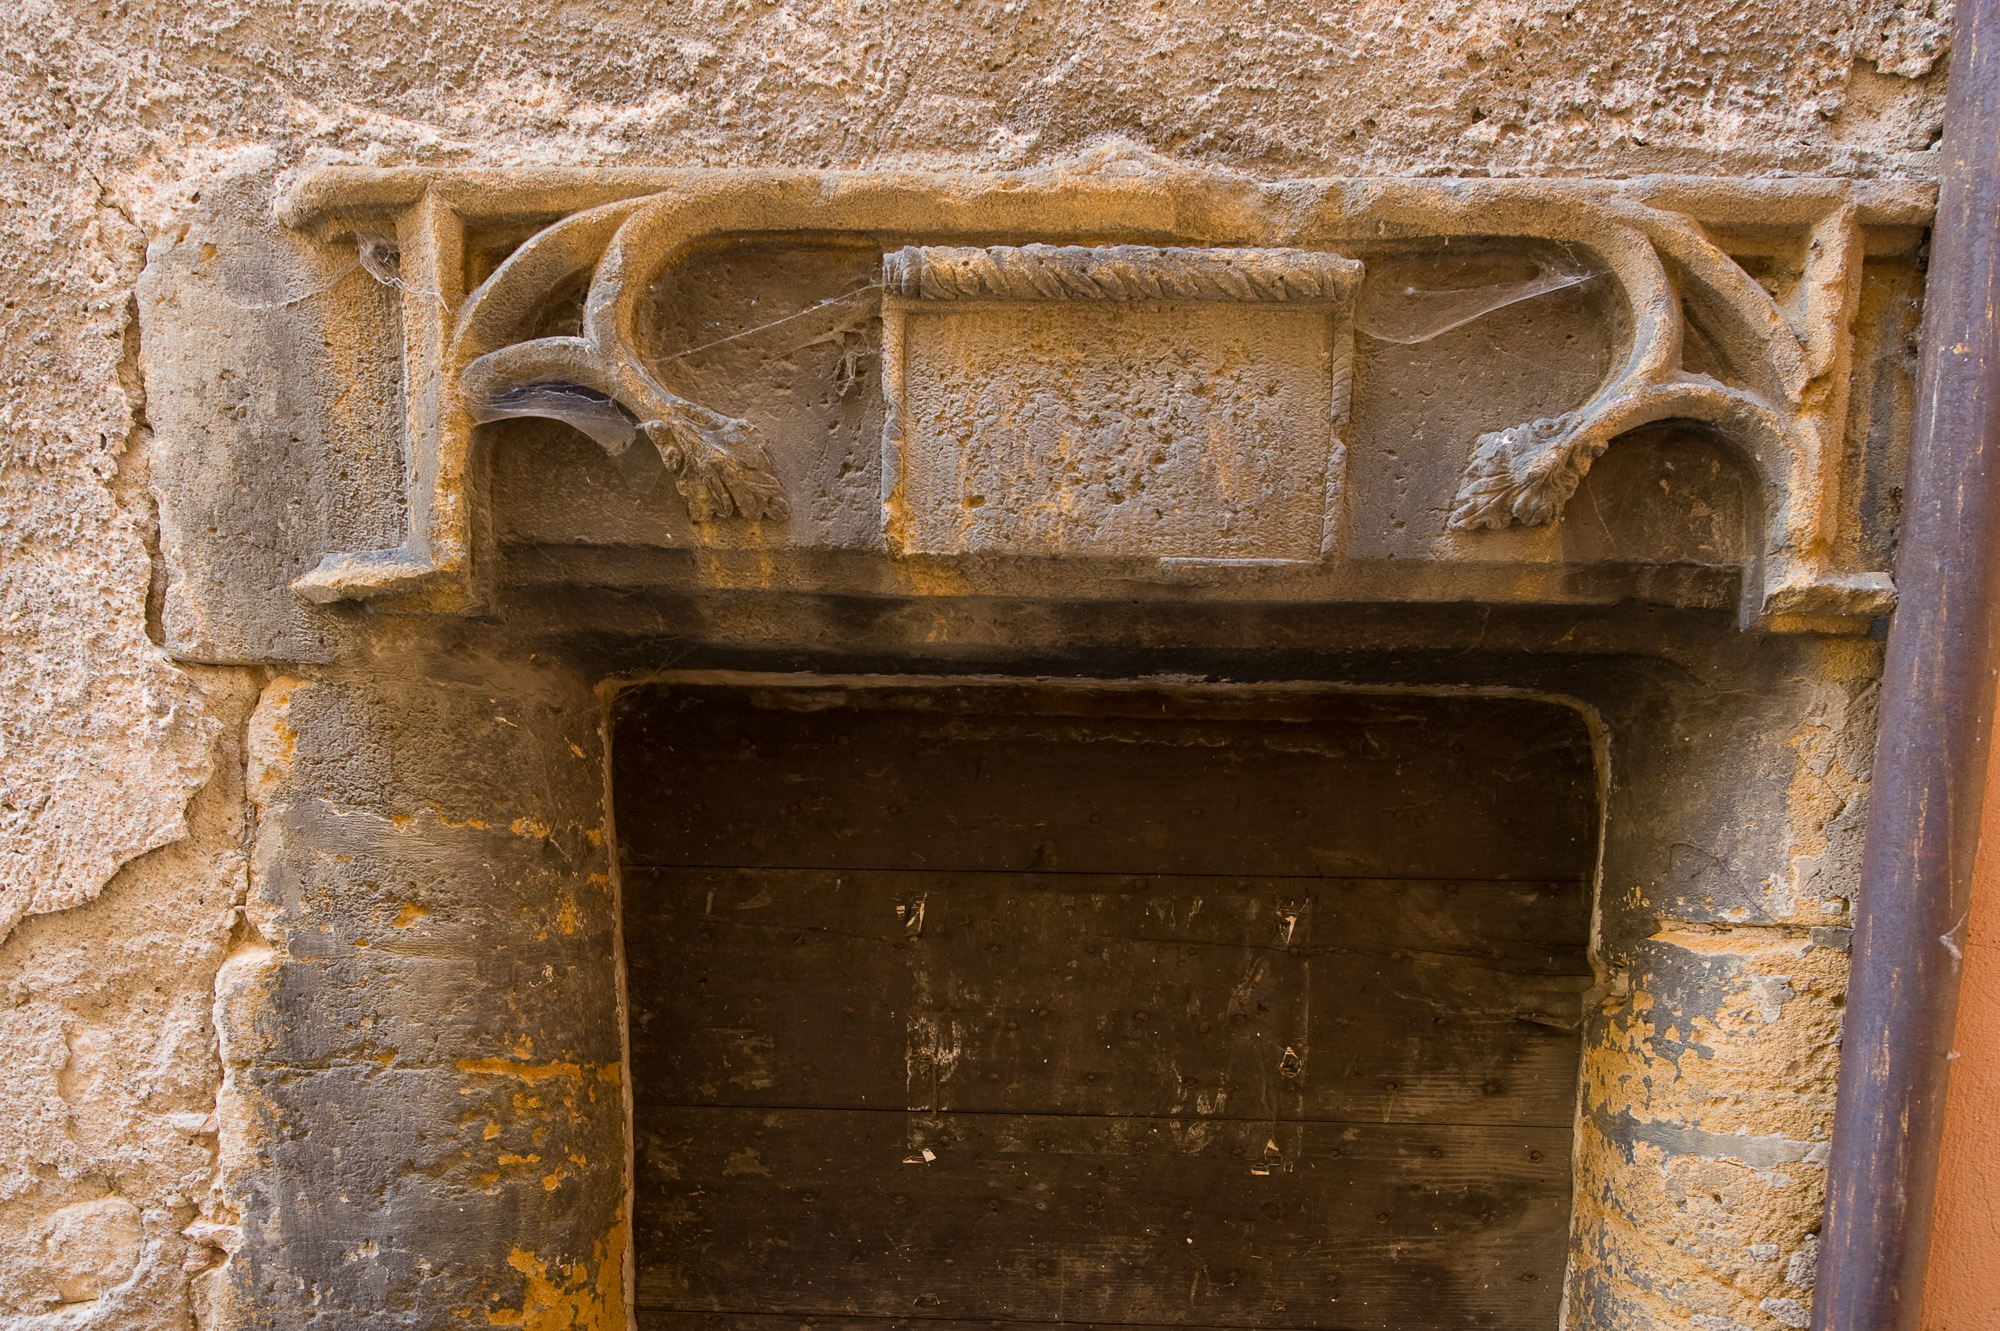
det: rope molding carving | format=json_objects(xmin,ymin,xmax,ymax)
[
  {"xmin": 276, "ymin": 165, "xmax": 1927, "ymax": 628},
  {"xmin": 881, "ymin": 243, "xmax": 1363, "ymax": 303}
]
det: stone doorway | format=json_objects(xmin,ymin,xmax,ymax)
[
  {"xmin": 177, "ymin": 165, "xmax": 1905, "ymax": 1330},
  {"xmin": 612, "ymin": 679, "xmax": 1600, "ymax": 1330}
]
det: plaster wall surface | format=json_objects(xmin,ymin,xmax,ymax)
[
  {"xmin": 1921, "ymin": 675, "xmax": 2000, "ymax": 1331},
  {"xmin": 0, "ymin": 1, "xmax": 1956, "ymax": 1327}
]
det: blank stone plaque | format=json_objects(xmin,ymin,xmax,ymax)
[{"xmin": 881, "ymin": 244, "xmax": 1362, "ymax": 560}]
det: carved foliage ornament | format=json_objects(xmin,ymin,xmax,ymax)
[{"xmin": 277, "ymin": 166, "xmax": 1925, "ymax": 625}]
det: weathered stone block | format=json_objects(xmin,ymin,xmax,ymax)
[
  {"xmin": 882, "ymin": 244, "xmax": 1359, "ymax": 559},
  {"xmin": 139, "ymin": 162, "xmax": 406, "ymax": 665}
]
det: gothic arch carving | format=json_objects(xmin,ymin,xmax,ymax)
[{"xmin": 277, "ymin": 164, "xmax": 1924, "ymax": 628}]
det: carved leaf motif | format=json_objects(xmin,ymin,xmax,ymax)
[
  {"xmin": 643, "ymin": 406, "xmax": 789, "ymax": 523},
  {"xmin": 1447, "ymin": 413, "xmax": 1589, "ymax": 531}
]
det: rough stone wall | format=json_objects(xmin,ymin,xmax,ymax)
[{"xmin": 0, "ymin": 0, "xmax": 1952, "ymax": 1326}]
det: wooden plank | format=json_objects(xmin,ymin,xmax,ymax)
[
  {"xmin": 624, "ymin": 867, "xmax": 910, "ymax": 1109},
  {"xmin": 615, "ymin": 686, "xmax": 1592, "ymax": 1331},
  {"xmin": 632, "ymin": 1311, "xmax": 1432, "ymax": 1319},
  {"xmin": 625, "ymin": 868, "xmax": 1589, "ymax": 1127},
  {"xmin": 637, "ymin": 1317, "xmax": 1380, "ymax": 1331},
  {"xmin": 611, "ymin": 685, "xmax": 1598, "ymax": 881},
  {"xmin": 632, "ymin": 1108, "xmax": 1571, "ymax": 1330}
]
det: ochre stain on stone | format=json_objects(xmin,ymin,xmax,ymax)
[
  {"xmin": 457, "ymin": 1057, "xmax": 588, "ymax": 1084},
  {"xmin": 483, "ymin": 1214, "xmax": 628, "ymax": 1329},
  {"xmin": 246, "ymin": 676, "xmax": 303, "ymax": 805}
]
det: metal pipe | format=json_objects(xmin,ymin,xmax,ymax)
[{"xmin": 1815, "ymin": 1, "xmax": 2000, "ymax": 1326}]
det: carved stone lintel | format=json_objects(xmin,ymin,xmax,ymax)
[{"xmin": 271, "ymin": 166, "xmax": 1923, "ymax": 627}]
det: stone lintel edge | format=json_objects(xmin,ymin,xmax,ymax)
[{"xmin": 276, "ymin": 165, "xmax": 1938, "ymax": 236}]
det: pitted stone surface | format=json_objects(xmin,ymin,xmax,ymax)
[{"xmin": 891, "ymin": 299, "xmax": 1344, "ymax": 558}]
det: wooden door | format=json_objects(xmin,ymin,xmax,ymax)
[{"xmin": 614, "ymin": 683, "xmax": 1597, "ymax": 1331}]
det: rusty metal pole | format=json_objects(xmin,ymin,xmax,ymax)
[{"xmin": 1815, "ymin": 1, "xmax": 2000, "ymax": 1327}]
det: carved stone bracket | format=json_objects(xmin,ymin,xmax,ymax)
[
  {"xmin": 276, "ymin": 165, "xmax": 1928, "ymax": 628},
  {"xmin": 1433, "ymin": 191, "xmax": 1897, "ymax": 621}
]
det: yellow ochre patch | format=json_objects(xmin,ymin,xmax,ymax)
[{"xmin": 481, "ymin": 1214, "xmax": 628, "ymax": 1329}]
